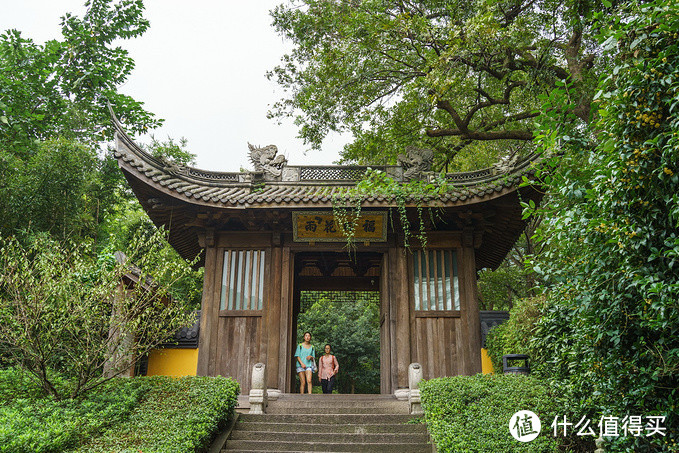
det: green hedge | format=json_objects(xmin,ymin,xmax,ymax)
[
  {"xmin": 0, "ymin": 369, "xmax": 240, "ymax": 453},
  {"xmin": 0, "ymin": 369, "xmax": 148, "ymax": 453},
  {"xmin": 420, "ymin": 374, "xmax": 560, "ymax": 452}
]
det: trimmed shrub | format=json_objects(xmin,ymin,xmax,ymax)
[
  {"xmin": 74, "ymin": 375, "xmax": 240, "ymax": 453},
  {"xmin": 0, "ymin": 369, "xmax": 240, "ymax": 453},
  {"xmin": 420, "ymin": 374, "xmax": 560, "ymax": 452},
  {"xmin": 0, "ymin": 368, "xmax": 149, "ymax": 453}
]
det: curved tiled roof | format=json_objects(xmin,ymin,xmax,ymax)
[
  {"xmin": 114, "ymin": 127, "xmax": 539, "ymax": 208},
  {"xmin": 111, "ymin": 110, "xmax": 543, "ymax": 269}
]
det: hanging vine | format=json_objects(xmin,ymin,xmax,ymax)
[{"xmin": 332, "ymin": 168, "xmax": 450, "ymax": 250}]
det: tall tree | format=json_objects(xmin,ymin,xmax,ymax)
[
  {"xmin": 0, "ymin": 0, "xmax": 160, "ymax": 156},
  {"xmin": 527, "ymin": 1, "xmax": 679, "ymax": 450},
  {"xmin": 0, "ymin": 0, "xmax": 165, "ymax": 242},
  {"xmin": 269, "ymin": 0, "xmax": 612, "ymax": 169}
]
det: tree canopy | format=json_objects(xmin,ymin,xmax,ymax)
[
  {"xmin": 269, "ymin": 0, "xmax": 612, "ymax": 169},
  {"xmin": 0, "ymin": 0, "xmax": 165, "ymax": 243},
  {"xmin": 506, "ymin": 1, "xmax": 679, "ymax": 449},
  {"xmin": 0, "ymin": 0, "xmax": 160, "ymax": 156}
]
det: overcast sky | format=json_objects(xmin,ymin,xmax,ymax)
[{"xmin": 1, "ymin": 0, "xmax": 348, "ymax": 171}]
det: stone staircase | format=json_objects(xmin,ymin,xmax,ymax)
[{"xmin": 222, "ymin": 394, "xmax": 431, "ymax": 452}]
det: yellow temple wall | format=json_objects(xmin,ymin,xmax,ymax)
[
  {"xmin": 146, "ymin": 348, "xmax": 198, "ymax": 377},
  {"xmin": 481, "ymin": 348, "xmax": 494, "ymax": 374}
]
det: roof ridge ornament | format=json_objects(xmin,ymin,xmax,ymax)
[
  {"xmin": 397, "ymin": 145, "xmax": 434, "ymax": 181},
  {"xmin": 492, "ymin": 152, "xmax": 520, "ymax": 175},
  {"xmin": 160, "ymin": 157, "xmax": 188, "ymax": 175},
  {"xmin": 248, "ymin": 143, "xmax": 288, "ymax": 178}
]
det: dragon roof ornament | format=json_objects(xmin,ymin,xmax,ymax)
[
  {"xmin": 248, "ymin": 143, "xmax": 288, "ymax": 178},
  {"xmin": 491, "ymin": 152, "xmax": 520, "ymax": 175},
  {"xmin": 397, "ymin": 146, "xmax": 434, "ymax": 181}
]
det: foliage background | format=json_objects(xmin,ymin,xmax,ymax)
[
  {"xmin": 512, "ymin": 2, "xmax": 679, "ymax": 451},
  {"xmin": 484, "ymin": 296, "xmax": 544, "ymax": 372}
]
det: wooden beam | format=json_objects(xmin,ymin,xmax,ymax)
[
  {"xmin": 296, "ymin": 276, "xmax": 379, "ymax": 292},
  {"xmin": 216, "ymin": 232, "xmax": 272, "ymax": 248}
]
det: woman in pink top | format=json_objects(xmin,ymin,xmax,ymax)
[{"xmin": 318, "ymin": 344, "xmax": 339, "ymax": 394}]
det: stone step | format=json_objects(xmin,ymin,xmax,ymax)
[
  {"xmin": 238, "ymin": 413, "xmax": 415, "ymax": 424},
  {"xmin": 224, "ymin": 394, "xmax": 430, "ymax": 453},
  {"xmin": 269, "ymin": 399, "xmax": 406, "ymax": 406},
  {"xmin": 273, "ymin": 394, "xmax": 398, "ymax": 400},
  {"xmin": 235, "ymin": 421, "xmax": 427, "ymax": 434},
  {"xmin": 222, "ymin": 439, "xmax": 431, "ymax": 452},
  {"xmin": 229, "ymin": 430, "xmax": 430, "ymax": 444},
  {"xmin": 266, "ymin": 405, "xmax": 406, "ymax": 414},
  {"xmin": 268, "ymin": 399, "xmax": 407, "ymax": 409}
]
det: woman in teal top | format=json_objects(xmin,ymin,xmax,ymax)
[{"xmin": 295, "ymin": 331, "xmax": 316, "ymax": 393}]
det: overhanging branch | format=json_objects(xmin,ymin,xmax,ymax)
[{"xmin": 426, "ymin": 128, "xmax": 534, "ymax": 141}]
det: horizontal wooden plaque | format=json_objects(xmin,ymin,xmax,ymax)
[{"xmin": 292, "ymin": 211, "xmax": 387, "ymax": 242}]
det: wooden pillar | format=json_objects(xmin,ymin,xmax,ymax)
[
  {"xmin": 380, "ymin": 252, "xmax": 392, "ymax": 394},
  {"xmin": 390, "ymin": 246, "xmax": 411, "ymax": 390},
  {"xmin": 458, "ymin": 246, "xmax": 482, "ymax": 375},
  {"xmin": 265, "ymin": 246, "xmax": 281, "ymax": 389},
  {"xmin": 197, "ymin": 243, "xmax": 219, "ymax": 376},
  {"xmin": 277, "ymin": 247, "xmax": 293, "ymax": 392}
]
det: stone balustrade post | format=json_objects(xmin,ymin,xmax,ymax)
[
  {"xmin": 408, "ymin": 363, "xmax": 423, "ymax": 415},
  {"xmin": 249, "ymin": 363, "xmax": 267, "ymax": 414}
]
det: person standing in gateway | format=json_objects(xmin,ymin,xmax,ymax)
[
  {"xmin": 295, "ymin": 332, "xmax": 316, "ymax": 394},
  {"xmin": 318, "ymin": 343, "xmax": 339, "ymax": 394}
]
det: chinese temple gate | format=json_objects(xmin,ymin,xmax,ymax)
[{"xmin": 112, "ymin": 113, "xmax": 542, "ymax": 394}]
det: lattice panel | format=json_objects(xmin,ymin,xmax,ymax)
[
  {"xmin": 446, "ymin": 169, "xmax": 493, "ymax": 184},
  {"xmin": 300, "ymin": 167, "xmax": 372, "ymax": 181},
  {"xmin": 188, "ymin": 168, "xmax": 240, "ymax": 181},
  {"xmin": 299, "ymin": 291, "xmax": 379, "ymax": 313}
]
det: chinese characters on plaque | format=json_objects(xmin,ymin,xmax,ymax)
[{"xmin": 292, "ymin": 211, "xmax": 387, "ymax": 242}]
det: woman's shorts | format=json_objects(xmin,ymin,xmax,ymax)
[{"xmin": 296, "ymin": 366, "xmax": 311, "ymax": 373}]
